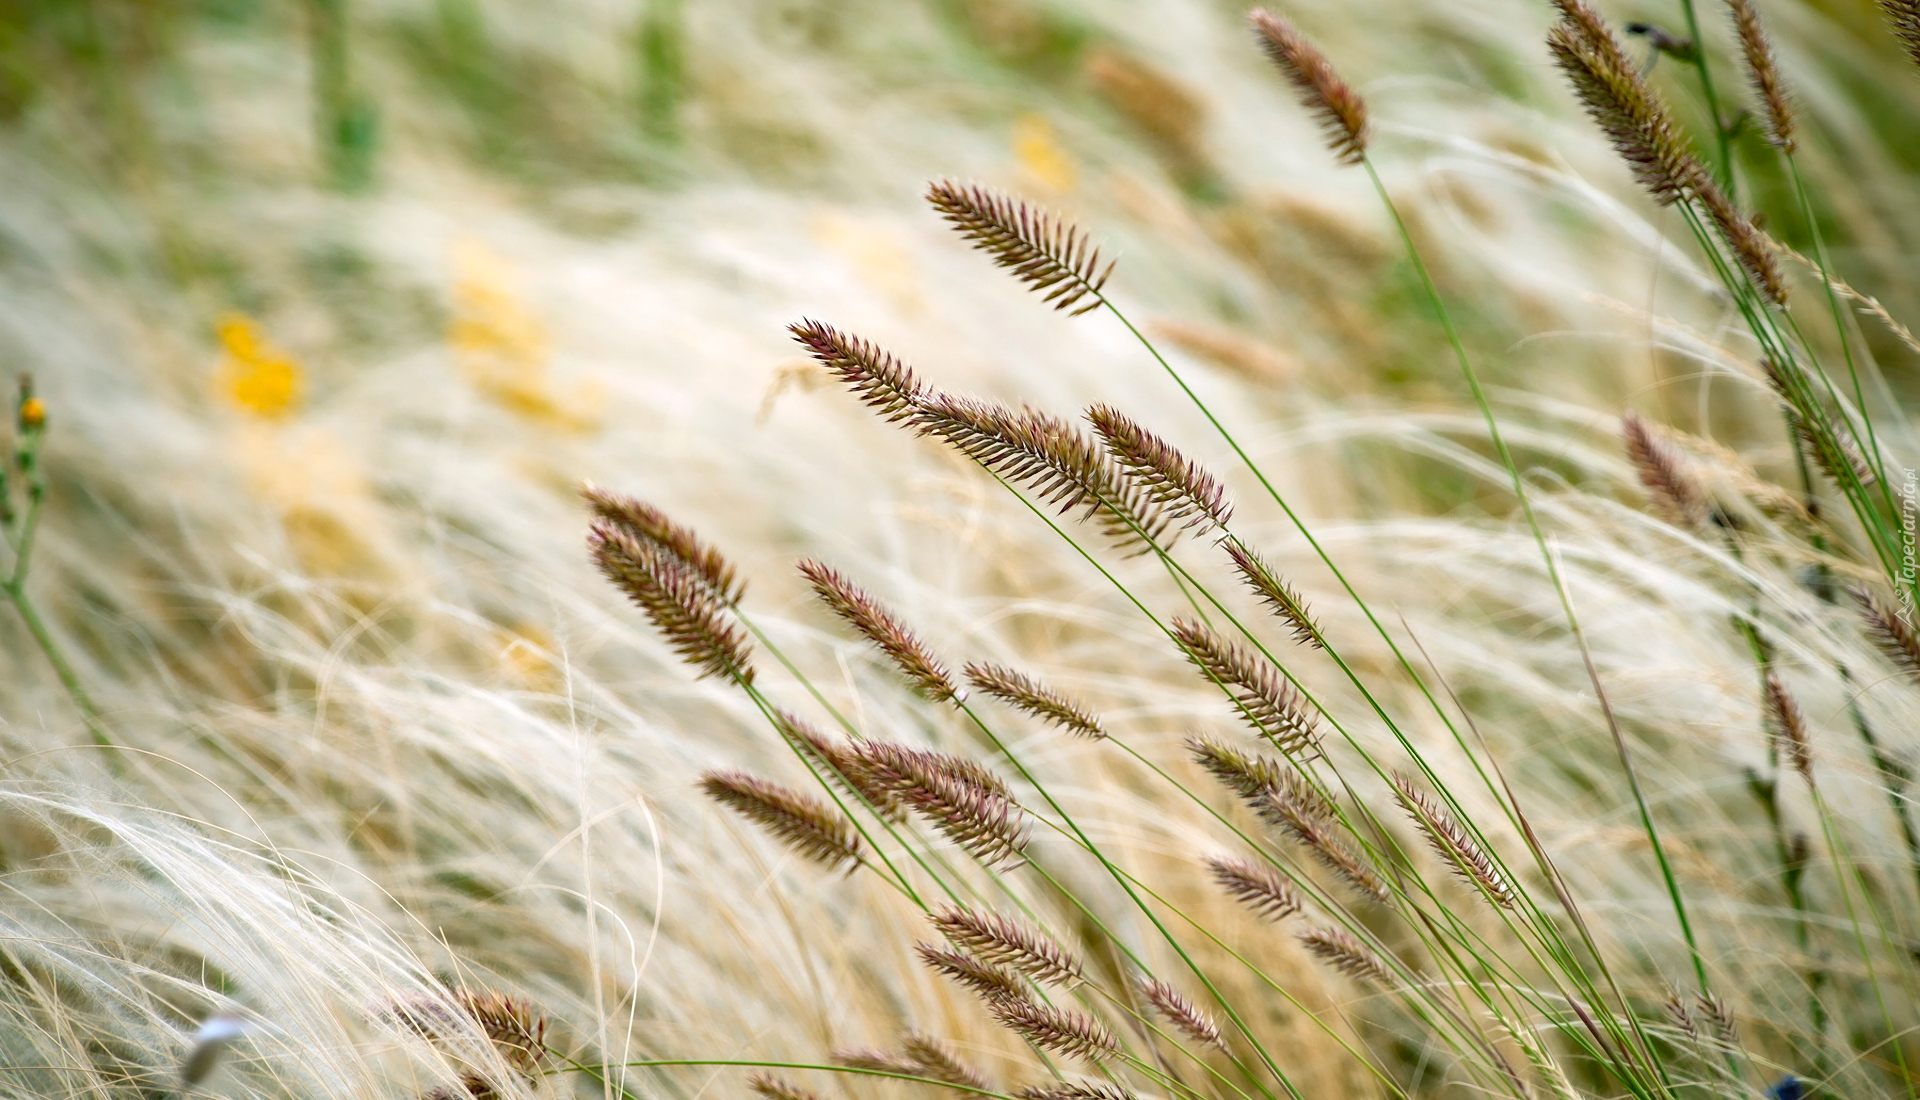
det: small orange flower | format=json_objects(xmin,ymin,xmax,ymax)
[
  {"xmin": 18, "ymin": 396, "xmax": 45, "ymax": 431},
  {"xmin": 214, "ymin": 314, "xmax": 304, "ymax": 419}
]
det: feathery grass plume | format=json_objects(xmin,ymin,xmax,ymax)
[
  {"xmin": 699, "ymin": 770, "xmax": 864, "ymax": 870},
  {"xmin": 590, "ymin": 523, "xmax": 755, "ymax": 681},
  {"xmin": 1879, "ymin": 0, "xmax": 1920, "ymax": 68},
  {"xmin": 1621, "ymin": 412, "xmax": 1709, "ymax": 529},
  {"xmin": 1207, "ymin": 854, "xmax": 1304, "ymax": 921},
  {"xmin": 1085, "ymin": 404, "xmax": 1233, "ymax": 536},
  {"xmin": 1390, "ymin": 773, "xmax": 1516, "ymax": 909},
  {"xmin": 1140, "ymin": 978, "xmax": 1227, "ymax": 1052},
  {"xmin": 1248, "ymin": 9, "xmax": 1370, "ymax": 165},
  {"xmin": 1763, "ymin": 673, "xmax": 1815, "ymax": 782},
  {"xmin": 901, "ymin": 1031, "xmax": 992, "ymax": 1090},
  {"xmin": 1728, "ymin": 0, "xmax": 1795, "ymax": 151},
  {"xmin": 930, "ymin": 905, "xmax": 1085, "ymax": 986},
  {"xmin": 583, "ymin": 484, "xmax": 744, "ymax": 603},
  {"xmin": 750, "ymin": 1072, "xmax": 831, "ymax": 1100},
  {"xmin": 789, "ymin": 319, "xmax": 928, "ymax": 423},
  {"xmin": 1017, "ymin": 1084, "xmax": 1138, "ymax": 1100},
  {"xmin": 772, "ymin": 709, "xmax": 907, "ymax": 822},
  {"xmin": 1297, "ymin": 926, "xmax": 1390, "ymax": 986},
  {"xmin": 1261, "ymin": 779, "xmax": 1391, "ymax": 903},
  {"xmin": 916, "ymin": 393, "xmax": 1173, "ymax": 553},
  {"xmin": 1545, "ymin": 3, "xmax": 1706, "ymax": 205},
  {"xmin": 800, "ymin": 560, "xmax": 961, "ymax": 702},
  {"xmin": 989, "ymin": 999, "xmax": 1119, "ymax": 1062},
  {"xmin": 1697, "ymin": 183, "xmax": 1788, "ymax": 307},
  {"xmin": 855, "ymin": 742, "xmax": 1031, "ymax": 868},
  {"xmin": 1170, "ymin": 618, "xmax": 1321, "ymax": 757},
  {"xmin": 924, "ymin": 180, "xmax": 1114, "ymax": 315},
  {"xmin": 381, "ymin": 989, "xmax": 551, "ymax": 1079},
  {"xmin": 916, "ymin": 943, "xmax": 1031, "ymax": 1003},
  {"xmin": 966, "ymin": 663, "xmax": 1106, "ymax": 738},
  {"xmin": 1223, "ymin": 540, "xmax": 1322, "ymax": 649},
  {"xmin": 1851, "ymin": 587, "xmax": 1920, "ymax": 676}
]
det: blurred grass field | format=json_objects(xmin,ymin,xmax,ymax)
[{"xmin": 2, "ymin": 0, "xmax": 1920, "ymax": 1097}]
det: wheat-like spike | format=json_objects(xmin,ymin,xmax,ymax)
[
  {"xmin": 591, "ymin": 523, "xmax": 756, "ymax": 682},
  {"xmin": 1390, "ymin": 773, "xmax": 1516, "ymax": 909},
  {"xmin": 989, "ymin": 999, "xmax": 1119, "ymax": 1062},
  {"xmin": 901, "ymin": 1031, "xmax": 991, "ymax": 1090},
  {"xmin": 1297, "ymin": 926, "xmax": 1390, "ymax": 986},
  {"xmin": 1621, "ymin": 412, "xmax": 1709, "ymax": 529},
  {"xmin": 1017, "ymin": 1084, "xmax": 1137, "ymax": 1100},
  {"xmin": 583, "ymin": 485, "xmax": 744, "ymax": 604},
  {"xmin": 772, "ymin": 710, "xmax": 908, "ymax": 822},
  {"xmin": 1546, "ymin": 13, "xmax": 1708, "ymax": 206},
  {"xmin": 1696, "ymin": 993, "xmax": 1739, "ymax": 1046},
  {"xmin": 1262, "ymin": 781, "xmax": 1390, "ymax": 903},
  {"xmin": 1762, "ymin": 673, "xmax": 1815, "ymax": 783},
  {"xmin": 1085, "ymin": 404, "xmax": 1233, "ymax": 536},
  {"xmin": 1206, "ymin": 854, "xmax": 1302, "ymax": 921},
  {"xmin": 1222, "ymin": 540, "xmax": 1322, "ymax": 648},
  {"xmin": 925, "ymin": 181, "xmax": 1115, "ymax": 315},
  {"xmin": 1188, "ymin": 736, "xmax": 1287, "ymax": 804},
  {"xmin": 1140, "ymin": 978, "xmax": 1227, "ymax": 1052},
  {"xmin": 800, "ymin": 560, "xmax": 961, "ymax": 702},
  {"xmin": 790, "ymin": 319, "xmax": 929, "ymax": 424},
  {"xmin": 917, "ymin": 393, "xmax": 1172, "ymax": 553},
  {"xmin": 380, "ymin": 989, "xmax": 551, "ymax": 1081},
  {"xmin": 750, "ymin": 1073, "xmax": 830, "ymax": 1100},
  {"xmin": 916, "ymin": 943, "xmax": 1031, "ymax": 1003},
  {"xmin": 856, "ymin": 743, "xmax": 1030, "ymax": 868},
  {"xmin": 1696, "ymin": 181, "xmax": 1788, "ymax": 307},
  {"xmin": 930, "ymin": 905, "xmax": 1084, "ymax": 986},
  {"xmin": 1170, "ymin": 618, "xmax": 1321, "ymax": 756},
  {"xmin": 699, "ymin": 770, "xmax": 864, "ymax": 870},
  {"xmin": 1879, "ymin": 0, "xmax": 1920, "ymax": 69},
  {"xmin": 1663, "ymin": 987, "xmax": 1701, "ymax": 1044},
  {"xmin": 1728, "ymin": 0, "xmax": 1795, "ymax": 151},
  {"xmin": 1248, "ymin": 10, "xmax": 1370, "ymax": 165},
  {"xmin": 1851, "ymin": 587, "xmax": 1920, "ymax": 676},
  {"xmin": 965, "ymin": 663, "xmax": 1106, "ymax": 738}
]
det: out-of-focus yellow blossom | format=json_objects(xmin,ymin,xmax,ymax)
[
  {"xmin": 18, "ymin": 396, "xmax": 44, "ymax": 431},
  {"xmin": 214, "ymin": 314, "xmax": 304, "ymax": 418},
  {"xmin": 449, "ymin": 239, "xmax": 597, "ymax": 432},
  {"xmin": 807, "ymin": 212, "xmax": 923, "ymax": 315},
  {"xmin": 1013, "ymin": 113, "xmax": 1077, "ymax": 194}
]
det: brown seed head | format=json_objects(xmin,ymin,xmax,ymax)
[
  {"xmin": 1085, "ymin": 404, "xmax": 1233, "ymax": 537},
  {"xmin": 800, "ymin": 560, "xmax": 960, "ymax": 702},
  {"xmin": 1223, "ymin": 540, "xmax": 1322, "ymax": 648},
  {"xmin": 380, "ymin": 988, "xmax": 550, "ymax": 1080},
  {"xmin": 1878, "ymin": 0, "xmax": 1920, "ymax": 69},
  {"xmin": 1621, "ymin": 412, "xmax": 1709, "ymax": 529},
  {"xmin": 1390, "ymin": 773, "xmax": 1516, "ymax": 909},
  {"xmin": 1260, "ymin": 779, "xmax": 1389, "ymax": 904},
  {"xmin": 966, "ymin": 663, "xmax": 1106, "ymax": 738},
  {"xmin": 989, "ymin": 999, "xmax": 1119, "ymax": 1062},
  {"xmin": 750, "ymin": 1073, "xmax": 829, "ymax": 1100},
  {"xmin": 1248, "ymin": 10, "xmax": 1370, "ymax": 165},
  {"xmin": 583, "ymin": 484, "xmax": 744, "ymax": 604},
  {"xmin": 590, "ymin": 523, "xmax": 755, "ymax": 682},
  {"xmin": 1016, "ymin": 1084, "xmax": 1137, "ymax": 1100},
  {"xmin": 1140, "ymin": 978, "xmax": 1227, "ymax": 1051},
  {"xmin": 1206, "ymin": 854, "xmax": 1303, "ymax": 921},
  {"xmin": 900, "ymin": 1031, "xmax": 991, "ymax": 1090},
  {"xmin": 855, "ymin": 742, "xmax": 1030, "ymax": 868},
  {"xmin": 1297, "ymin": 926, "xmax": 1390, "ymax": 986},
  {"xmin": 1852, "ymin": 587, "xmax": 1920, "ymax": 676},
  {"xmin": 790, "ymin": 319, "xmax": 929, "ymax": 424},
  {"xmin": 929, "ymin": 905, "xmax": 1084, "ymax": 986},
  {"xmin": 699, "ymin": 769, "xmax": 864, "ymax": 871},
  {"xmin": 1762, "ymin": 673, "xmax": 1815, "ymax": 783},
  {"xmin": 1696, "ymin": 182, "xmax": 1788, "ymax": 307},
  {"xmin": 1728, "ymin": 0, "xmax": 1795, "ymax": 151},
  {"xmin": 1170, "ymin": 618, "xmax": 1321, "ymax": 756},
  {"xmin": 926, "ymin": 180, "xmax": 1115, "ymax": 315},
  {"xmin": 916, "ymin": 943, "xmax": 1031, "ymax": 1003},
  {"xmin": 772, "ymin": 710, "xmax": 907, "ymax": 822},
  {"xmin": 1546, "ymin": 13, "xmax": 1708, "ymax": 206}
]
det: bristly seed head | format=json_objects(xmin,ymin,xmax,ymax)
[
  {"xmin": 1390, "ymin": 773, "xmax": 1516, "ymax": 909},
  {"xmin": 916, "ymin": 943, "xmax": 1030, "ymax": 1003},
  {"xmin": 1223, "ymin": 540, "xmax": 1323, "ymax": 649},
  {"xmin": 800, "ymin": 560, "xmax": 961, "ymax": 702},
  {"xmin": 1546, "ymin": 5, "xmax": 1708, "ymax": 206},
  {"xmin": 1085, "ymin": 404, "xmax": 1234, "ymax": 537},
  {"xmin": 1248, "ymin": 9, "xmax": 1370, "ymax": 166},
  {"xmin": 1852, "ymin": 587, "xmax": 1920, "ymax": 677},
  {"xmin": 966, "ymin": 663, "xmax": 1106, "ymax": 738},
  {"xmin": 1621, "ymin": 412, "xmax": 1709, "ymax": 529},
  {"xmin": 789, "ymin": 319, "xmax": 929, "ymax": 424},
  {"xmin": 1728, "ymin": 0, "xmax": 1795, "ymax": 152},
  {"xmin": 900, "ymin": 1031, "xmax": 991, "ymax": 1090},
  {"xmin": 1878, "ymin": 0, "xmax": 1920, "ymax": 70},
  {"xmin": 989, "ymin": 998, "xmax": 1119, "ymax": 1062},
  {"xmin": 1762, "ymin": 673, "xmax": 1815, "ymax": 783},
  {"xmin": 1260, "ymin": 778, "xmax": 1390, "ymax": 904},
  {"xmin": 750, "ymin": 1073, "xmax": 829, "ymax": 1100},
  {"xmin": 584, "ymin": 485, "xmax": 744, "ymax": 604},
  {"xmin": 700, "ymin": 770, "xmax": 864, "ymax": 871},
  {"xmin": 1170, "ymin": 618, "xmax": 1321, "ymax": 757},
  {"xmin": 1206, "ymin": 854, "xmax": 1303, "ymax": 921},
  {"xmin": 772, "ymin": 709, "xmax": 907, "ymax": 822},
  {"xmin": 929, "ymin": 904, "xmax": 1085, "ymax": 986},
  {"xmin": 1297, "ymin": 926, "xmax": 1390, "ymax": 986},
  {"xmin": 591, "ymin": 523, "xmax": 755, "ymax": 682},
  {"xmin": 855, "ymin": 742, "xmax": 1030, "ymax": 868},
  {"xmin": 925, "ymin": 180, "xmax": 1115, "ymax": 315},
  {"xmin": 1016, "ymin": 1084, "xmax": 1138, "ymax": 1100},
  {"xmin": 1140, "ymin": 978, "xmax": 1228, "ymax": 1052}
]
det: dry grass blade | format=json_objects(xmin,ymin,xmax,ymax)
[
  {"xmin": 1206, "ymin": 854, "xmax": 1303, "ymax": 921},
  {"xmin": 1728, "ymin": 0, "xmax": 1795, "ymax": 151},
  {"xmin": 1390, "ymin": 773, "xmax": 1516, "ymax": 909},
  {"xmin": 988, "ymin": 999, "xmax": 1119, "ymax": 1062},
  {"xmin": 750, "ymin": 1072, "xmax": 831, "ymax": 1100},
  {"xmin": 1763, "ymin": 673, "xmax": 1815, "ymax": 782},
  {"xmin": 1085, "ymin": 404, "xmax": 1233, "ymax": 536},
  {"xmin": 1546, "ymin": 9, "xmax": 1706, "ymax": 205},
  {"xmin": 700, "ymin": 769, "xmax": 864, "ymax": 870},
  {"xmin": 966, "ymin": 663, "xmax": 1106, "ymax": 738},
  {"xmin": 916, "ymin": 943, "xmax": 1031, "ymax": 1003},
  {"xmin": 1140, "ymin": 978, "xmax": 1227, "ymax": 1051},
  {"xmin": 855, "ymin": 742, "xmax": 1030, "ymax": 868},
  {"xmin": 1170, "ymin": 618, "xmax": 1321, "ymax": 756},
  {"xmin": 925, "ymin": 180, "xmax": 1114, "ymax": 315},
  {"xmin": 901, "ymin": 1031, "xmax": 991, "ymax": 1089},
  {"xmin": 1297, "ymin": 926, "xmax": 1390, "ymax": 986},
  {"xmin": 1880, "ymin": 0, "xmax": 1920, "ymax": 68},
  {"xmin": 1248, "ymin": 9, "xmax": 1370, "ymax": 165},
  {"xmin": 1016, "ymin": 1084, "xmax": 1137, "ymax": 1100},
  {"xmin": 1621, "ymin": 412, "xmax": 1709, "ymax": 529},
  {"xmin": 790, "ymin": 318, "xmax": 928, "ymax": 423},
  {"xmin": 800, "ymin": 560, "xmax": 960, "ymax": 702},
  {"xmin": 930, "ymin": 904, "xmax": 1084, "ymax": 986},
  {"xmin": 583, "ymin": 484, "xmax": 744, "ymax": 603},
  {"xmin": 772, "ymin": 709, "xmax": 907, "ymax": 822},
  {"xmin": 1852, "ymin": 587, "xmax": 1920, "ymax": 676},
  {"xmin": 1223, "ymin": 540, "xmax": 1322, "ymax": 648},
  {"xmin": 590, "ymin": 523, "xmax": 755, "ymax": 682}
]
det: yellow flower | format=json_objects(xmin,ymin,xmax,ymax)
[
  {"xmin": 214, "ymin": 314, "xmax": 304, "ymax": 418},
  {"xmin": 448, "ymin": 239, "xmax": 596, "ymax": 432},
  {"xmin": 18, "ymin": 396, "xmax": 45, "ymax": 431}
]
